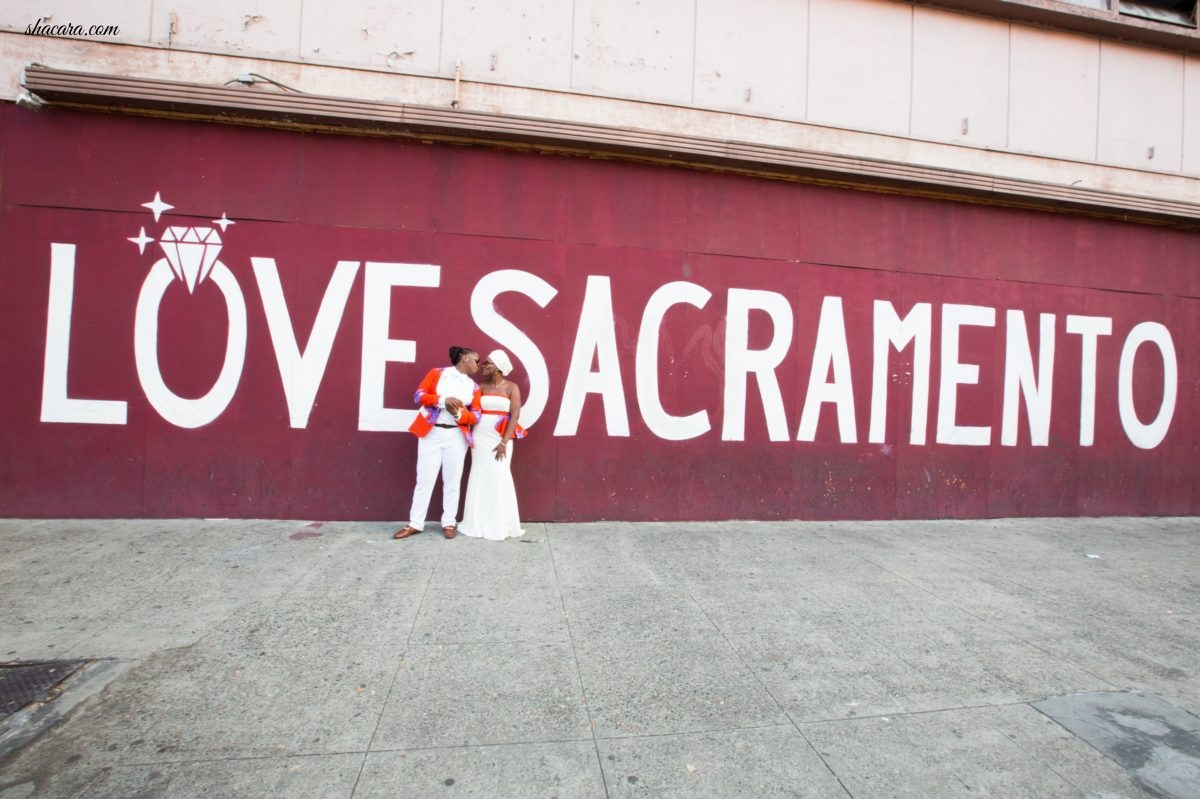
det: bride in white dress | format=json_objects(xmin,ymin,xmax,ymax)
[{"xmin": 458, "ymin": 350, "xmax": 525, "ymax": 541}]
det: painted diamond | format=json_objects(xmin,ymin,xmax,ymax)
[{"xmin": 158, "ymin": 226, "xmax": 222, "ymax": 293}]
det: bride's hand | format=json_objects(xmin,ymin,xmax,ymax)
[{"xmin": 493, "ymin": 441, "xmax": 508, "ymax": 461}]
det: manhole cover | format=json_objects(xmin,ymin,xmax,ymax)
[{"xmin": 0, "ymin": 660, "xmax": 88, "ymax": 719}]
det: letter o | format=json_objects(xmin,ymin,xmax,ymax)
[
  {"xmin": 1118, "ymin": 322, "xmax": 1176, "ymax": 450},
  {"xmin": 134, "ymin": 259, "xmax": 247, "ymax": 428}
]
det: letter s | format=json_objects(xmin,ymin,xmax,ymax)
[{"xmin": 470, "ymin": 270, "xmax": 559, "ymax": 427}]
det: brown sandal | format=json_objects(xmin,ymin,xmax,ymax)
[
  {"xmin": 392, "ymin": 526, "xmax": 422, "ymax": 539},
  {"xmin": 443, "ymin": 526, "xmax": 457, "ymax": 539}
]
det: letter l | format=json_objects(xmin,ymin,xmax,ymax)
[{"xmin": 41, "ymin": 243, "xmax": 128, "ymax": 424}]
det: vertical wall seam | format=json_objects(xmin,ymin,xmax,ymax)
[
  {"xmin": 297, "ymin": 0, "xmax": 305, "ymax": 62},
  {"xmin": 690, "ymin": 0, "xmax": 698, "ymax": 106},
  {"xmin": 908, "ymin": 4, "xmax": 915, "ymax": 137},
  {"xmin": 804, "ymin": 0, "xmax": 812, "ymax": 121},
  {"xmin": 1005, "ymin": 22, "xmax": 1012, "ymax": 151},
  {"xmin": 569, "ymin": 0, "xmax": 577, "ymax": 90},
  {"xmin": 1179, "ymin": 53, "xmax": 1187, "ymax": 175},
  {"xmin": 437, "ymin": 0, "xmax": 446, "ymax": 76},
  {"xmin": 1095, "ymin": 38, "xmax": 1103, "ymax": 163}
]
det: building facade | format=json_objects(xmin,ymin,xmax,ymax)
[{"xmin": 1, "ymin": 0, "xmax": 1198, "ymax": 520}]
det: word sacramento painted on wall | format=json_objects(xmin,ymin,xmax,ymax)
[{"xmin": 40, "ymin": 247, "xmax": 1178, "ymax": 449}]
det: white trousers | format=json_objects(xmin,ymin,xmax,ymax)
[{"xmin": 408, "ymin": 426, "xmax": 469, "ymax": 530}]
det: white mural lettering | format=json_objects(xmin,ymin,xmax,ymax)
[
  {"xmin": 358, "ymin": 261, "xmax": 441, "ymax": 432},
  {"xmin": 34, "ymin": 192, "xmax": 1182, "ymax": 450},
  {"xmin": 798, "ymin": 296, "xmax": 856, "ymax": 443},
  {"xmin": 1001, "ymin": 311, "xmax": 1056, "ymax": 447},
  {"xmin": 134, "ymin": 258, "xmax": 247, "ymax": 429},
  {"xmin": 636, "ymin": 281, "xmax": 713, "ymax": 441},
  {"xmin": 41, "ymin": 243, "xmax": 129, "ymax": 425},
  {"xmin": 936, "ymin": 304, "xmax": 996, "ymax": 446},
  {"xmin": 1118, "ymin": 322, "xmax": 1177, "ymax": 449},
  {"xmin": 554, "ymin": 275, "xmax": 630, "ymax": 437},
  {"xmin": 721, "ymin": 289, "xmax": 793, "ymax": 442},
  {"xmin": 470, "ymin": 269, "xmax": 560, "ymax": 428},
  {"xmin": 869, "ymin": 301, "xmax": 931, "ymax": 445},
  {"xmin": 1066, "ymin": 314, "xmax": 1113, "ymax": 446},
  {"xmin": 253, "ymin": 258, "xmax": 360, "ymax": 429}
]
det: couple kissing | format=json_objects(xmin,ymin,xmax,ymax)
[{"xmin": 393, "ymin": 346, "xmax": 526, "ymax": 542}]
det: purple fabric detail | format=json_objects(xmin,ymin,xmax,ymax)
[{"xmin": 493, "ymin": 413, "xmax": 527, "ymax": 440}]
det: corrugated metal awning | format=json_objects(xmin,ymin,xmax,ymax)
[{"xmin": 17, "ymin": 64, "xmax": 1200, "ymax": 229}]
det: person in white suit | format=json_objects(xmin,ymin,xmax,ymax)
[{"xmin": 393, "ymin": 346, "xmax": 480, "ymax": 540}]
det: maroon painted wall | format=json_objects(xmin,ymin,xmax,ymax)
[{"xmin": 1, "ymin": 105, "xmax": 1196, "ymax": 521}]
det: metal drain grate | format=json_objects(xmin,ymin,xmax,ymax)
[{"xmin": 0, "ymin": 660, "xmax": 88, "ymax": 719}]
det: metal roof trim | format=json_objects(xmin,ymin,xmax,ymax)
[{"xmin": 18, "ymin": 64, "xmax": 1200, "ymax": 228}]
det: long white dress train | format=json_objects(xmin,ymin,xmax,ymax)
[{"xmin": 458, "ymin": 395, "xmax": 524, "ymax": 540}]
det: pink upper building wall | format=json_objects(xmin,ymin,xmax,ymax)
[{"xmin": 3, "ymin": 0, "xmax": 1199, "ymax": 192}]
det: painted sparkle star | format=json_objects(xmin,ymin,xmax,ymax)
[
  {"xmin": 128, "ymin": 227, "xmax": 154, "ymax": 254},
  {"xmin": 212, "ymin": 213, "xmax": 235, "ymax": 232},
  {"xmin": 142, "ymin": 192, "xmax": 174, "ymax": 222}
]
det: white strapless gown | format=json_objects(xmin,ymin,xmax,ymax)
[{"xmin": 459, "ymin": 395, "xmax": 524, "ymax": 541}]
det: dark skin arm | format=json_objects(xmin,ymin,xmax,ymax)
[{"xmin": 493, "ymin": 381, "xmax": 522, "ymax": 461}]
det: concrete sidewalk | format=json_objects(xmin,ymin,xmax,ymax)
[{"xmin": 0, "ymin": 517, "xmax": 1198, "ymax": 798}]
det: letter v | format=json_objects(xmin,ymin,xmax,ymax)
[{"xmin": 252, "ymin": 258, "xmax": 360, "ymax": 428}]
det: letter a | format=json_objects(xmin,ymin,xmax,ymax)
[{"xmin": 554, "ymin": 276, "xmax": 630, "ymax": 437}]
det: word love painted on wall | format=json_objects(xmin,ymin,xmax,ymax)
[{"xmin": 40, "ymin": 194, "xmax": 1178, "ymax": 450}]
